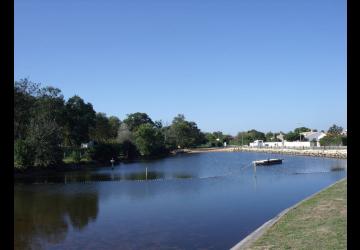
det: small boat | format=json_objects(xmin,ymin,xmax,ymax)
[{"xmin": 252, "ymin": 158, "xmax": 283, "ymax": 166}]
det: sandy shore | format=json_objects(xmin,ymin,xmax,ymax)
[{"xmin": 184, "ymin": 146, "xmax": 347, "ymax": 159}]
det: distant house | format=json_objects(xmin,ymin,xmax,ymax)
[
  {"xmin": 300, "ymin": 131, "xmax": 326, "ymax": 147},
  {"xmin": 250, "ymin": 140, "xmax": 264, "ymax": 147},
  {"xmin": 341, "ymin": 129, "xmax": 347, "ymax": 136},
  {"xmin": 81, "ymin": 141, "xmax": 95, "ymax": 149},
  {"xmin": 276, "ymin": 133, "xmax": 285, "ymax": 141}
]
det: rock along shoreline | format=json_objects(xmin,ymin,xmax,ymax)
[{"xmin": 183, "ymin": 146, "xmax": 347, "ymax": 159}]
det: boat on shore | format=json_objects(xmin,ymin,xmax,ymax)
[{"xmin": 252, "ymin": 158, "xmax": 283, "ymax": 166}]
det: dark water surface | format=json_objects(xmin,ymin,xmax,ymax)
[{"xmin": 14, "ymin": 152, "xmax": 347, "ymax": 250}]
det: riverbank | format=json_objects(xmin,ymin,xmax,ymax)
[
  {"xmin": 231, "ymin": 178, "xmax": 347, "ymax": 250},
  {"xmin": 185, "ymin": 146, "xmax": 347, "ymax": 159}
]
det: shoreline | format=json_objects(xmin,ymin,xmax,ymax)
[
  {"xmin": 231, "ymin": 177, "xmax": 347, "ymax": 249},
  {"xmin": 185, "ymin": 146, "xmax": 347, "ymax": 159}
]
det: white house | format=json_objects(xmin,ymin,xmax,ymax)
[
  {"xmin": 300, "ymin": 131, "xmax": 326, "ymax": 147},
  {"xmin": 249, "ymin": 140, "xmax": 264, "ymax": 147},
  {"xmin": 276, "ymin": 133, "xmax": 285, "ymax": 141},
  {"xmin": 81, "ymin": 141, "xmax": 95, "ymax": 149},
  {"xmin": 263, "ymin": 141, "xmax": 284, "ymax": 147},
  {"xmin": 341, "ymin": 129, "xmax": 347, "ymax": 136}
]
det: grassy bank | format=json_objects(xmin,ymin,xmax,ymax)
[{"xmin": 247, "ymin": 178, "xmax": 347, "ymax": 250}]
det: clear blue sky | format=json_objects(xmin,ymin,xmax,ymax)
[{"xmin": 15, "ymin": 0, "xmax": 347, "ymax": 135}]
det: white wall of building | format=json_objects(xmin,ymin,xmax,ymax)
[
  {"xmin": 249, "ymin": 140, "xmax": 263, "ymax": 147},
  {"xmin": 283, "ymin": 141, "xmax": 311, "ymax": 148},
  {"xmin": 250, "ymin": 140, "xmax": 314, "ymax": 148}
]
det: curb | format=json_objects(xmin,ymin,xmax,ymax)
[{"xmin": 230, "ymin": 177, "xmax": 347, "ymax": 250}]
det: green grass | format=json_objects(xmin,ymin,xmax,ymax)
[
  {"xmin": 248, "ymin": 178, "xmax": 347, "ymax": 250},
  {"xmin": 62, "ymin": 157, "xmax": 92, "ymax": 164}
]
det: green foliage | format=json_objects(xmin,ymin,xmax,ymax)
[
  {"xmin": 89, "ymin": 112, "xmax": 112, "ymax": 143},
  {"xmin": 26, "ymin": 114, "xmax": 64, "ymax": 167},
  {"xmin": 64, "ymin": 95, "xmax": 96, "ymax": 146},
  {"xmin": 69, "ymin": 150, "xmax": 81, "ymax": 164},
  {"xmin": 123, "ymin": 112, "xmax": 154, "ymax": 132},
  {"xmin": 116, "ymin": 123, "xmax": 133, "ymax": 143},
  {"xmin": 203, "ymin": 131, "xmax": 232, "ymax": 147},
  {"xmin": 284, "ymin": 131, "xmax": 300, "ymax": 141},
  {"xmin": 342, "ymin": 136, "xmax": 347, "ymax": 146},
  {"xmin": 294, "ymin": 127, "xmax": 311, "ymax": 134},
  {"xmin": 167, "ymin": 114, "xmax": 204, "ymax": 148},
  {"xmin": 235, "ymin": 129, "xmax": 266, "ymax": 145},
  {"xmin": 87, "ymin": 143, "xmax": 120, "ymax": 163},
  {"xmin": 327, "ymin": 124, "xmax": 343, "ymax": 135},
  {"xmin": 14, "ymin": 79, "xmax": 39, "ymax": 140},
  {"xmin": 14, "ymin": 139, "xmax": 35, "ymax": 168},
  {"xmin": 119, "ymin": 140, "xmax": 139, "ymax": 160},
  {"xmin": 320, "ymin": 135, "xmax": 343, "ymax": 146},
  {"xmin": 108, "ymin": 116, "xmax": 121, "ymax": 138},
  {"xmin": 134, "ymin": 123, "xmax": 167, "ymax": 157}
]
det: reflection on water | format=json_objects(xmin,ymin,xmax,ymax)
[
  {"xmin": 14, "ymin": 152, "xmax": 347, "ymax": 250},
  {"xmin": 14, "ymin": 186, "xmax": 98, "ymax": 250}
]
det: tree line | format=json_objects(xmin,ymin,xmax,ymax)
[
  {"xmin": 14, "ymin": 78, "xmax": 346, "ymax": 169},
  {"xmin": 14, "ymin": 79, "xmax": 212, "ymax": 169}
]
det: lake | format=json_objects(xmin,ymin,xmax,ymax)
[{"xmin": 14, "ymin": 152, "xmax": 347, "ymax": 250}]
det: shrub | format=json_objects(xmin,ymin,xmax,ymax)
[
  {"xmin": 69, "ymin": 150, "xmax": 81, "ymax": 163},
  {"xmin": 87, "ymin": 143, "xmax": 119, "ymax": 163},
  {"xmin": 320, "ymin": 135, "xmax": 343, "ymax": 146},
  {"xmin": 14, "ymin": 139, "xmax": 35, "ymax": 168}
]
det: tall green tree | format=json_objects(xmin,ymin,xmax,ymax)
[
  {"xmin": 89, "ymin": 113, "xmax": 112, "ymax": 143},
  {"xmin": 294, "ymin": 127, "xmax": 311, "ymax": 134},
  {"xmin": 133, "ymin": 123, "xmax": 166, "ymax": 157},
  {"xmin": 123, "ymin": 112, "xmax": 154, "ymax": 132},
  {"xmin": 168, "ymin": 114, "xmax": 203, "ymax": 148},
  {"xmin": 14, "ymin": 79, "xmax": 39, "ymax": 140},
  {"xmin": 26, "ymin": 113, "xmax": 63, "ymax": 167},
  {"xmin": 108, "ymin": 116, "xmax": 121, "ymax": 139},
  {"xmin": 327, "ymin": 124, "xmax": 343, "ymax": 135},
  {"xmin": 64, "ymin": 96, "xmax": 96, "ymax": 146},
  {"xmin": 236, "ymin": 129, "xmax": 266, "ymax": 145},
  {"xmin": 116, "ymin": 123, "xmax": 133, "ymax": 143}
]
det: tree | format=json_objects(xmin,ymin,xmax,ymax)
[
  {"xmin": 116, "ymin": 123, "xmax": 133, "ymax": 143},
  {"xmin": 108, "ymin": 116, "xmax": 121, "ymax": 139},
  {"xmin": 64, "ymin": 96, "xmax": 96, "ymax": 146},
  {"xmin": 284, "ymin": 131, "xmax": 300, "ymax": 142},
  {"xmin": 14, "ymin": 139, "xmax": 35, "ymax": 168},
  {"xmin": 265, "ymin": 132, "xmax": 274, "ymax": 142},
  {"xmin": 133, "ymin": 123, "xmax": 166, "ymax": 157},
  {"xmin": 168, "ymin": 114, "xmax": 203, "ymax": 148},
  {"xmin": 320, "ymin": 135, "xmax": 343, "ymax": 146},
  {"xmin": 89, "ymin": 113, "xmax": 112, "ymax": 143},
  {"xmin": 204, "ymin": 131, "xmax": 231, "ymax": 147},
  {"xmin": 123, "ymin": 112, "xmax": 154, "ymax": 132},
  {"xmin": 26, "ymin": 113, "xmax": 63, "ymax": 167},
  {"xmin": 14, "ymin": 79, "xmax": 39, "ymax": 140},
  {"xmin": 236, "ymin": 129, "xmax": 266, "ymax": 145},
  {"xmin": 327, "ymin": 124, "xmax": 343, "ymax": 135},
  {"xmin": 119, "ymin": 140, "xmax": 139, "ymax": 160},
  {"xmin": 294, "ymin": 127, "xmax": 311, "ymax": 134}
]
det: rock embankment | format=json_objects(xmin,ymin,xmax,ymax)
[{"xmin": 186, "ymin": 147, "xmax": 347, "ymax": 159}]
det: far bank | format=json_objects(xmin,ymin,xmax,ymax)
[{"xmin": 184, "ymin": 146, "xmax": 347, "ymax": 159}]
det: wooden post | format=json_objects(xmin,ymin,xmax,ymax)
[{"xmin": 145, "ymin": 167, "xmax": 148, "ymax": 180}]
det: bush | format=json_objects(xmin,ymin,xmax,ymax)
[
  {"xmin": 320, "ymin": 135, "xmax": 343, "ymax": 146},
  {"xmin": 69, "ymin": 150, "xmax": 81, "ymax": 163},
  {"xmin": 341, "ymin": 136, "xmax": 347, "ymax": 146},
  {"xmin": 14, "ymin": 139, "xmax": 35, "ymax": 168},
  {"xmin": 119, "ymin": 140, "xmax": 139, "ymax": 160},
  {"xmin": 87, "ymin": 143, "xmax": 120, "ymax": 163}
]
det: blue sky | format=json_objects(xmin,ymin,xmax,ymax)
[{"xmin": 15, "ymin": 0, "xmax": 346, "ymax": 135}]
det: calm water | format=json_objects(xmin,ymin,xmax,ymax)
[{"xmin": 14, "ymin": 152, "xmax": 347, "ymax": 250}]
